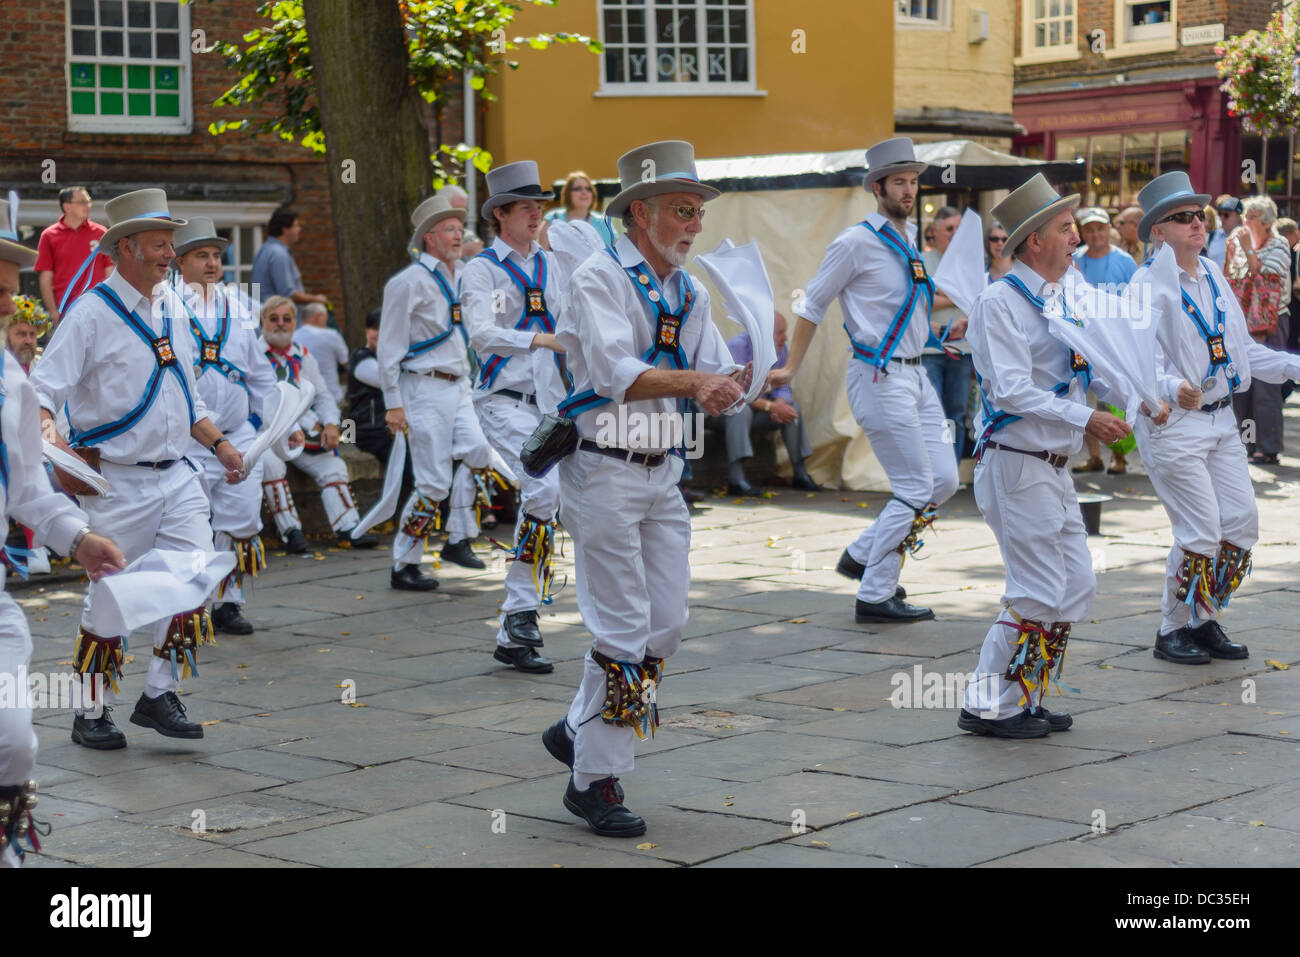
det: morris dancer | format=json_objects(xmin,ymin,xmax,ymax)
[
  {"xmin": 1131, "ymin": 172, "xmax": 1300, "ymax": 664},
  {"xmin": 32, "ymin": 189, "xmax": 242, "ymax": 748},
  {"xmin": 173, "ymin": 217, "xmax": 278, "ymax": 634},
  {"xmin": 771, "ymin": 137, "xmax": 958, "ymax": 624}
]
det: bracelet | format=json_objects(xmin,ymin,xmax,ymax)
[
  {"xmin": 209, "ymin": 436, "xmax": 228, "ymax": 455},
  {"xmin": 69, "ymin": 525, "xmax": 91, "ymax": 558}
]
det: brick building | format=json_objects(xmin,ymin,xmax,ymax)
[
  {"xmin": 0, "ymin": 1, "xmax": 465, "ymax": 335},
  {"xmin": 1010, "ymin": 0, "xmax": 1285, "ymax": 211}
]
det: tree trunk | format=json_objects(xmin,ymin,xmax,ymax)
[{"xmin": 303, "ymin": 0, "xmax": 428, "ymax": 347}]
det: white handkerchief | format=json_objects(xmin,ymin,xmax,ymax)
[
  {"xmin": 693, "ymin": 238, "xmax": 777, "ymax": 405},
  {"xmin": 934, "ymin": 209, "xmax": 986, "ymax": 317},
  {"xmin": 351, "ymin": 431, "xmax": 406, "ymax": 539},
  {"xmin": 42, "ymin": 442, "xmax": 112, "ymax": 494},
  {"xmin": 243, "ymin": 379, "xmax": 317, "ymax": 472},
  {"xmin": 547, "ymin": 219, "xmax": 606, "ymax": 277},
  {"xmin": 84, "ymin": 548, "xmax": 236, "ymax": 637}
]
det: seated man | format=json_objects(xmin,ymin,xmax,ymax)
[
  {"xmin": 710, "ymin": 312, "xmax": 821, "ymax": 495},
  {"xmin": 257, "ymin": 295, "xmax": 378, "ymax": 551}
]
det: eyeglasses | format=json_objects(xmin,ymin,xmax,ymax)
[
  {"xmin": 989, "ymin": 235, "xmax": 1008, "ymax": 244},
  {"xmin": 569, "ymin": 184, "xmax": 593, "ymax": 193},
  {"xmin": 1158, "ymin": 209, "xmax": 1206, "ymax": 226},
  {"xmin": 655, "ymin": 201, "xmax": 706, "ymax": 223}
]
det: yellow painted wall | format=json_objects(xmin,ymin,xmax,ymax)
[
  {"xmin": 486, "ymin": 0, "xmax": 896, "ymax": 182},
  {"xmin": 894, "ymin": 0, "xmax": 1014, "ymax": 126}
]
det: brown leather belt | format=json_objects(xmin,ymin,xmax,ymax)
[{"xmin": 984, "ymin": 441, "xmax": 1068, "ymax": 470}]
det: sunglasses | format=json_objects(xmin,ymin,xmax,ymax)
[
  {"xmin": 1158, "ymin": 209, "xmax": 1206, "ymax": 226},
  {"xmin": 655, "ymin": 201, "xmax": 706, "ymax": 222},
  {"xmin": 989, "ymin": 236, "xmax": 1008, "ymax": 244}
]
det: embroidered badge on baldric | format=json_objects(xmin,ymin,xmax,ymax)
[
  {"xmin": 909, "ymin": 259, "xmax": 926, "ymax": 282},
  {"xmin": 202, "ymin": 342, "xmax": 219, "ymax": 362},
  {"xmin": 525, "ymin": 288, "xmax": 546, "ymax": 316},
  {"xmin": 154, "ymin": 337, "xmax": 176, "ymax": 367},
  {"xmin": 1071, "ymin": 351, "xmax": 1090, "ymax": 373},
  {"xmin": 1208, "ymin": 335, "xmax": 1227, "ymax": 362},
  {"xmin": 657, "ymin": 315, "xmax": 682, "ymax": 349},
  {"xmin": 451, "ymin": 304, "xmax": 462, "ymax": 324}
]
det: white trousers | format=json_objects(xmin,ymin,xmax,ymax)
[
  {"xmin": 844, "ymin": 361, "xmax": 961, "ymax": 602},
  {"xmin": 475, "ymin": 393, "xmax": 560, "ymax": 643},
  {"xmin": 0, "ymin": 593, "xmax": 34, "ymax": 869},
  {"xmin": 964, "ymin": 449, "xmax": 1096, "ymax": 719},
  {"xmin": 192, "ymin": 420, "xmax": 264, "ymax": 605},
  {"xmin": 1136, "ymin": 408, "xmax": 1258, "ymax": 635},
  {"xmin": 560, "ymin": 451, "xmax": 689, "ymax": 778},
  {"xmin": 78, "ymin": 460, "xmax": 216, "ymax": 700},
  {"xmin": 261, "ymin": 448, "xmax": 359, "ymax": 535},
  {"xmin": 393, "ymin": 375, "xmax": 493, "ymax": 565}
]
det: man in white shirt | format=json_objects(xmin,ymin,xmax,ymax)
[
  {"xmin": 461, "ymin": 161, "xmax": 568, "ymax": 674},
  {"xmin": 771, "ymin": 137, "xmax": 959, "ymax": 624},
  {"xmin": 1131, "ymin": 172, "xmax": 1300, "ymax": 665},
  {"xmin": 32, "ymin": 189, "xmax": 246, "ymax": 749},
  {"xmin": 293, "ymin": 302, "xmax": 349, "ymax": 404},
  {"xmin": 0, "ymin": 197, "xmax": 124, "ymax": 863},
  {"xmin": 173, "ymin": 217, "xmax": 279, "ymax": 635},
  {"xmin": 959, "ymin": 174, "xmax": 1150, "ymax": 739},
  {"xmin": 379, "ymin": 195, "xmax": 496, "ymax": 590},
  {"xmin": 540, "ymin": 140, "xmax": 744, "ymax": 838}
]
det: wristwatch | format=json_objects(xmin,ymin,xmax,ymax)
[
  {"xmin": 69, "ymin": 525, "xmax": 92, "ymax": 558},
  {"xmin": 209, "ymin": 436, "xmax": 229, "ymax": 455}
]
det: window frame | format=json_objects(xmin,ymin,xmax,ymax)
[
  {"xmin": 65, "ymin": 0, "xmax": 194, "ymax": 134},
  {"xmin": 896, "ymin": 0, "xmax": 951, "ymax": 31},
  {"xmin": 1016, "ymin": 0, "xmax": 1082, "ymax": 65},
  {"xmin": 595, "ymin": 0, "xmax": 763, "ymax": 98},
  {"xmin": 1104, "ymin": 0, "xmax": 1178, "ymax": 59}
]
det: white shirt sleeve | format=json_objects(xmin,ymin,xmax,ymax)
[
  {"xmin": 377, "ymin": 271, "xmax": 415, "ymax": 408},
  {"xmin": 461, "ymin": 259, "xmax": 537, "ymax": 358},
  {"xmin": 300, "ymin": 351, "xmax": 340, "ymax": 426},
  {"xmin": 798, "ymin": 231, "xmax": 859, "ymax": 325},
  {"xmin": 565, "ymin": 261, "xmax": 654, "ymax": 405},
  {"xmin": 353, "ymin": 356, "xmax": 381, "ymax": 389},
  {"xmin": 29, "ymin": 302, "xmax": 91, "ymax": 416},
  {"xmin": 6, "ymin": 369, "xmax": 88, "ymax": 555}
]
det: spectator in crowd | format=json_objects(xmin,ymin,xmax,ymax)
[
  {"xmin": 921, "ymin": 206, "xmax": 972, "ymax": 463},
  {"xmin": 1279, "ymin": 218, "xmax": 1300, "ymax": 361},
  {"xmin": 5, "ymin": 295, "xmax": 49, "ymax": 374},
  {"xmin": 541, "ymin": 171, "xmax": 616, "ymax": 247},
  {"xmin": 1072, "ymin": 207, "xmax": 1137, "ymax": 287},
  {"xmin": 711, "ymin": 312, "xmax": 821, "ymax": 495},
  {"xmin": 434, "ymin": 185, "xmax": 484, "ymax": 259},
  {"xmin": 1228, "ymin": 195, "xmax": 1292, "ymax": 463},
  {"xmin": 250, "ymin": 205, "xmax": 330, "ymax": 311},
  {"xmin": 293, "ymin": 301, "xmax": 349, "ymax": 404},
  {"xmin": 1115, "ymin": 206, "xmax": 1145, "ymax": 262},
  {"xmin": 35, "ymin": 186, "xmax": 112, "ymax": 321},
  {"xmin": 1202, "ymin": 205, "xmax": 1219, "ymax": 257},
  {"xmin": 985, "ymin": 221, "xmax": 1012, "ymax": 280},
  {"xmin": 1209, "ymin": 195, "xmax": 1244, "ymax": 268}
]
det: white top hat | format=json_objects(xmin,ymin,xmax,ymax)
[
  {"xmin": 411, "ymin": 195, "xmax": 467, "ymax": 242},
  {"xmin": 0, "ymin": 191, "xmax": 37, "ymax": 268},
  {"xmin": 993, "ymin": 173, "xmax": 1080, "ymax": 253},
  {"xmin": 480, "ymin": 161, "xmax": 554, "ymax": 222},
  {"xmin": 864, "ymin": 137, "xmax": 927, "ymax": 188},
  {"xmin": 99, "ymin": 188, "xmax": 186, "ymax": 253},
  {"xmin": 173, "ymin": 216, "xmax": 229, "ymax": 256},
  {"xmin": 606, "ymin": 140, "xmax": 720, "ymax": 220},
  {"xmin": 1137, "ymin": 172, "xmax": 1212, "ymax": 243}
]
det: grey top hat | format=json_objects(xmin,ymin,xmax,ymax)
[
  {"xmin": 173, "ymin": 216, "xmax": 229, "ymax": 256},
  {"xmin": 606, "ymin": 140, "xmax": 720, "ymax": 220},
  {"xmin": 864, "ymin": 137, "xmax": 927, "ymax": 188},
  {"xmin": 1137, "ymin": 172, "xmax": 1212, "ymax": 243},
  {"xmin": 99, "ymin": 188, "xmax": 186, "ymax": 253},
  {"xmin": 993, "ymin": 173, "xmax": 1080, "ymax": 253},
  {"xmin": 411, "ymin": 195, "xmax": 466, "ymax": 242},
  {"xmin": 0, "ymin": 191, "xmax": 36, "ymax": 268},
  {"xmin": 480, "ymin": 161, "xmax": 554, "ymax": 222}
]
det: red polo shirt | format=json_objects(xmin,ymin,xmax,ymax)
[{"xmin": 34, "ymin": 216, "xmax": 111, "ymax": 311}]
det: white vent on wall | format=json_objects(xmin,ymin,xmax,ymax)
[{"xmin": 969, "ymin": 8, "xmax": 990, "ymax": 43}]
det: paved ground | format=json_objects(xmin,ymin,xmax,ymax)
[{"xmin": 14, "ymin": 413, "xmax": 1300, "ymax": 868}]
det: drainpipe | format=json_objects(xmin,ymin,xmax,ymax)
[{"xmin": 464, "ymin": 70, "xmax": 478, "ymax": 237}]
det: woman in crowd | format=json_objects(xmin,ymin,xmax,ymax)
[
  {"xmin": 540, "ymin": 170, "xmax": 616, "ymax": 247},
  {"xmin": 985, "ymin": 221, "xmax": 1012, "ymax": 280}
]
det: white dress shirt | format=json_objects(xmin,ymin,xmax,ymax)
[
  {"xmin": 32, "ymin": 269, "xmax": 211, "ymax": 463},
  {"xmin": 292, "ymin": 323, "xmax": 349, "ymax": 404},
  {"xmin": 377, "ymin": 253, "xmax": 467, "ymax": 407},
  {"xmin": 258, "ymin": 336, "xmax": 339, "ymax": 432},
  {"xmin": 1133, "ymin": 254, "xmax": 1300, "ymax": 406},
  {"xmin": 181, "ymin": 283, "xmax": 278, "ymax": 434},
  {"xmin": 461, "ymin": 236, "xmax": 565, "ymax": 396},
  {"xmin": 798, "ymin": 212, "xmax": 932, "ymax": 362},
  {"xmin": 968, "ymin": 260, "xmax": 1102, "ymax": 458},
  {"xmin": 1, "ymin": 355, "xmax": 88, "ymax": 567},
  {"xmin": 560, "ymin": 234, "xmax": 739, "ymax": 453}
]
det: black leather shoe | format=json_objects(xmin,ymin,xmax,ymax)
[
  {"xmin": 71, "ymin": 708, "xmax": 126, "ymax": 750},
  {"xmin": 1032, "ymin": 705, "xmax": 1073, "ymax": 732},
  {"xmin": 726, "ymin": 480, "xmax": 761, "ymax": 497},
  {"xmin": 542, "ymin": 720, "xmax": 574, "ymax": 768},
  {"xmin": 957, "ymin": 708, "xmax": 1051, "ymax": 739},
  {"xmin": 791, "ymin": 470, "xmax": 824, "ymax": 492},
  {"xmin": 493, "ymin": 644, "xmax": 554, "ymax": 674},
  {"xmin": 834, "ymin": 550, "xmax": 906, "ymax": 600},
  {"xmin": 503, "ymin": 610, "xmax": 543, "ymax": 648},
  {"xmin": 855, "ymin": 595, "xmax": 933, "ymax": 623},
  {"xmin": 563, "ymin": 776, "xmax": 646, "ymax": 837},
  {"xmin": 1185, "ymin": 620, "xmax": 1249, "ymax": 660},
  {"xmin": 212, "ymin": 602, "xmax": 254, "ymax": 635},
  {"xmin": 441, "ymin": 538, "xmax": 485, "ymax": 569},
  {"xmin": 1153, "ymin": 628, "xmax": 1211, "ymax": 665},
  {"xmin": 283, "ymin": 528, "xmax": 309, "ymax": 554},
  {"xmin": 129, "ymin": 692, "xmax": 203, "ymax": 739},
  {"xmin": 391, "ymin": 564, "xmax": 439, "ymax": 591},
  {"xmin": 341, "ymin": 529, "xmax": 378, "ymax": 549}
]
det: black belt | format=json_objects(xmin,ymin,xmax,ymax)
[
  {"xmin": 404, "ymin": 367, "xmax": 462, "ymax": 382},
  {"xmin": 493, "ymin": 389, "xmax": 536, "ymax": 405},
  {"xmin": 132, "ymin": 458, "xmax": 193, "ymax": 471},
  {"xmin": 577, "ymin": 439, "xmax": 667, "ymax": 468},
  {"xmin": 1200, "ymin": 396, "xmax": 1232, "ymax": 413},
  {"xmin": 984, "ymin": 441, "xmax": 1068, "ymax": 470},
  {"xmin": 893, "ymin": 356, "xmax": 923, "ymax": 366}
]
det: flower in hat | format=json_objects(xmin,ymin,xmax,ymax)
[{"xmin": 9, "ymin": 294, "xmax": 52, "ymax": 336}]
